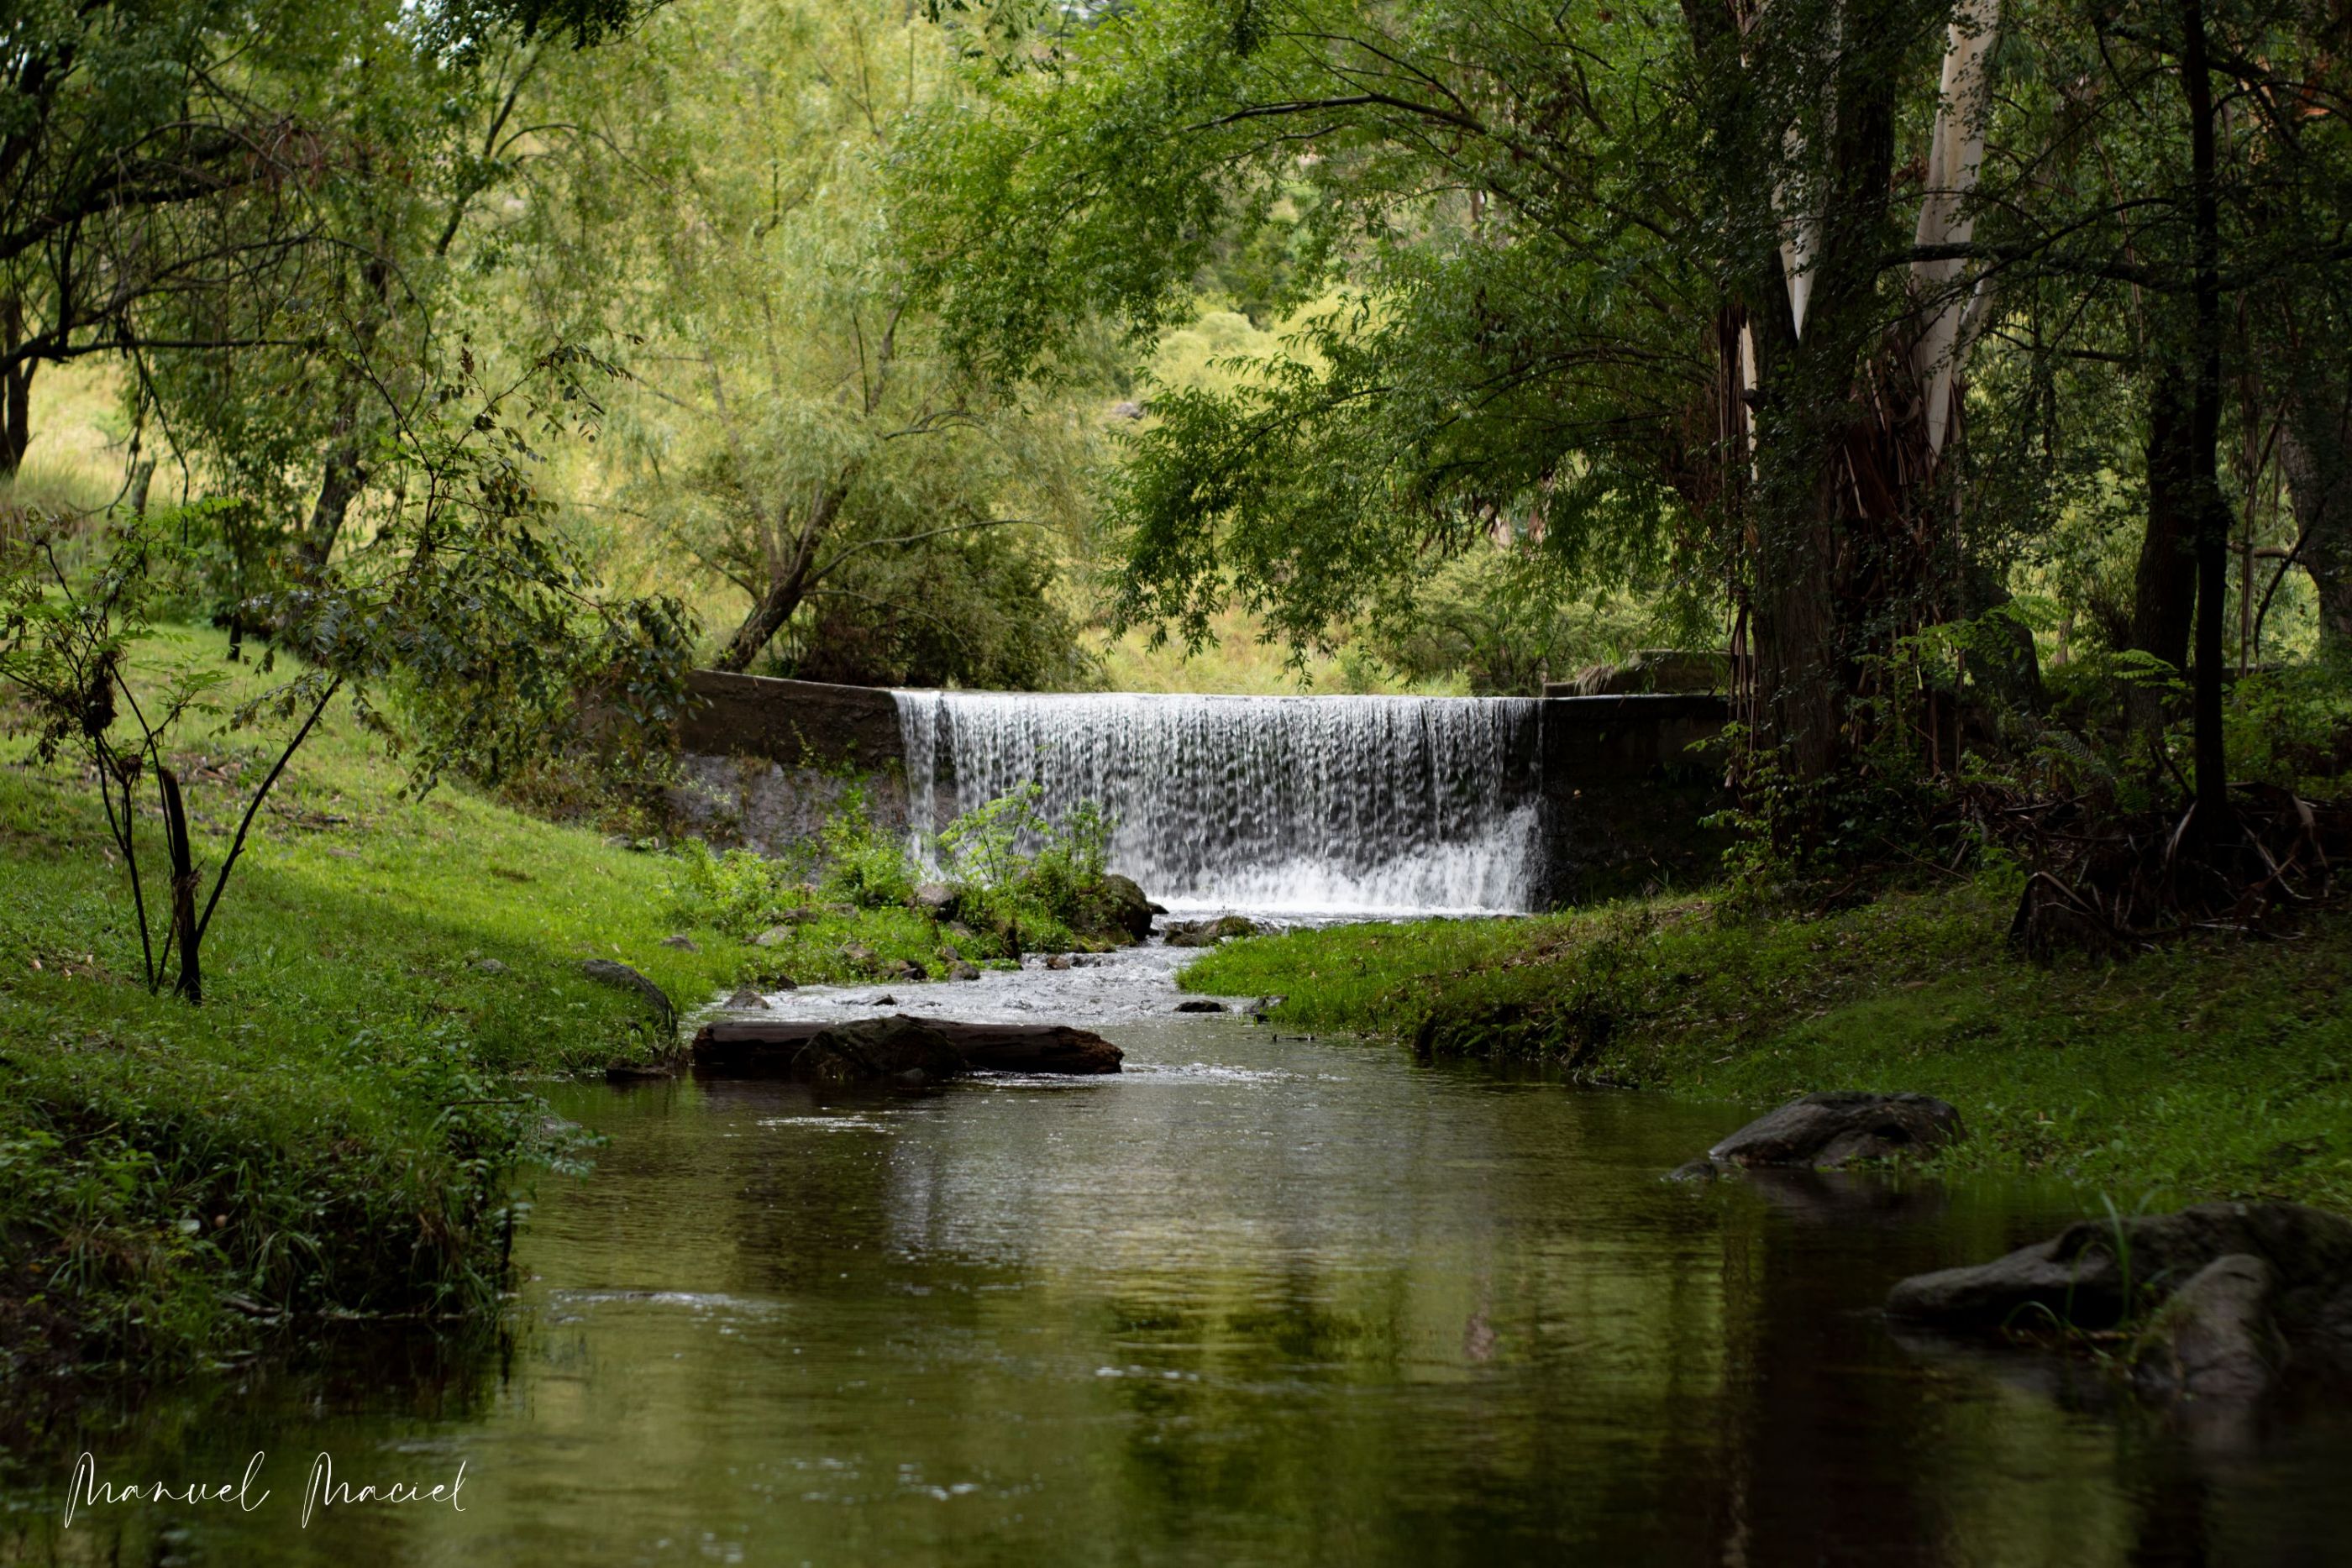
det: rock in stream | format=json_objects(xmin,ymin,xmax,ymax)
[
  {"xmin": 1886, "ymin": 1201, "xmax": 2352, "ymax": 1401},
  {"xmin": 1672, "ymin": 1091, "xmax": 1966, "ymax": 1179}
]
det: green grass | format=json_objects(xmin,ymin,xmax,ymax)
[
  {"xmin": 1182, "ymin": 883, "xmax": 2352, "ymax": 1210},
  {"xmin": 0, "ymin": 622, "xmax": 900, "ymax": 1377}
]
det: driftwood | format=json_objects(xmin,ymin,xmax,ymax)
[{"xmin": 693, "ymin": 1015, "xmax": 1123, "ymax": 1078}]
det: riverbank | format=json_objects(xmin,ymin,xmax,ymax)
[
  {"xmin": 0, "ymin": 626, "xmax": 890, "ymax": 1382},
  {"xmin": 0, "ymin": 623, "xmax": 1167, "ymax": 1382},
  {"xmin": 1181, "ymin": 881, "xmax": 2352, "ymax": 1209}
]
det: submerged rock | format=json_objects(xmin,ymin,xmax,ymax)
[
  {"xmin": 1887, "ymin": 1202, "xmax": 2352, "ymax": 1398},
  {"xmin": 1042, "ymin": 954, "xmax": 1074, "ymax": 971},
  {"xmin": 1173, "ymin": 999, "xmax": 1227, "ymax": 1014},
  {"xmin": 722, "ymin": 987, "xmax": 770, "ymax": 1009},
  {"xmin": 1163, "ymin": 915, "xmax": 1258, "ymax": 948},
  {"xmin": 1889, "ymin": 1202, "xmax": 2352, "ymax": 1329},
  {"xmin": 1697, "ymin": 1092, "xmax": 1965, "ymax": 1173}
]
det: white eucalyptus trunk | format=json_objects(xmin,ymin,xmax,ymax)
[{"xmin": 1908, "ymin": 0, "xmax": 2001, "ymax": 460}]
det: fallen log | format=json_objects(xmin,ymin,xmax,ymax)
[{"xmin": 692, "ymin": 1015, "xmax": 1123, "ymax": 1078}]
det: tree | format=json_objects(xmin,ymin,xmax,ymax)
[
  {"xmin": 521, "ymin": 0, "xmax": 1105, "ymax": 677},
  {"xmin": 0, "ymin": 0, "xmax": 648, "ymax": 479},
  {"xmin": 900, "ymin": 0, "xmax": 2017, "ymax": 778},
  {"xmin": 0, "ymin": 345, "xmax": 692, "ymax": 1002}
]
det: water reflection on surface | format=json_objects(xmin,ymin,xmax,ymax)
[{"xmin": 9, "ymin": 1015, "xmax": 2352, "ymax": 1565}]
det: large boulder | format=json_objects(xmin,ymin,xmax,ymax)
[
  {"xmin": 1097, "ymin": 874, "xmax": 1159, "ymax": 942},
  {"xmin": 786, "ymin": 1015, "xmax": 970, "ymax": 1087},
  {"xmin": 2138, "ymin": 1255, "xmax": 2286, "ymax": 1400},
  {"xmin": 911, "ymin": 883, "xmax": 961, "ymax": 920},
  {"xmin": 580, "ymin": 958, "xmax": 676, "ymax": 1036},
  {"xmin": 1698, "ymin": 1091, "xmax": 1965, "ymax": 1172},
  {"xmin": 1887, "ymin": 1202, "xmax": 2352, "ymax": 1398}
]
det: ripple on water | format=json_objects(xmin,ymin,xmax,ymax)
[
  {"xmin": 753, "ymin": 1113, "xmax": 900, "ymax": 1131},
  {"xmin": 1121, "ymin": 1062, "xmax": 1293, "ymax": 1083},
  {"xmin": 542, "ymin": 1288, "xmax": 786, "ymax": 1325}
]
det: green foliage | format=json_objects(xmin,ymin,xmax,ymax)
[
  {"xmin": 932, "ymin": 783, "xmax": 1117, "ymax": 952},
  {"xmin": 663, "ymin": 841, "xmax": 811, "ymax": 941},
  {"xmin": 665, "ymin": 781, "xmax": 1127, "ymax": 961},
  {"xmin": 519, "ymin": 0, "xmax": 1109, "ymax": 676},
  {"xmin": 816, "ymin": 784, "xmax": 921, "ymax": 911},
  {"xmin": 1357, "ymin": 553, "xmax": 1698, "ymax": 696},
  {"xmin": 2222, "ymin": 667, "xmax": 2352, "ymax": 796},
  {"xmin": 774, "ymin": 528, "xmax": 1101, "ymax": 692},
  {"xmin": 0, "ymin": 344, "xmax": 696, "ymax": 1004}
]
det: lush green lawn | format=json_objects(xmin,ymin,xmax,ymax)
[
  {"xmin": 0, "ymin": 625, "xmax": 767, "ymax": 1377},
  {"xmin": 1183, "ymin": 884, "xmax": 2352, "ymax": 1211}
]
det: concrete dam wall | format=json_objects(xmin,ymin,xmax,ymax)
[{"xmin": 669, "ymin": 670, "xmax": 1729, "ymax": 911}]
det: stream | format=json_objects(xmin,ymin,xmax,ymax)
[{"xmin": 9, "ymin": 933, "xmax": 2352, "ymax": 1565}]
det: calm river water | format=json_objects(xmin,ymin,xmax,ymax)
[{"xmin": 8, "ymin": 941, "xmax": 2352, "ymax": 1565}]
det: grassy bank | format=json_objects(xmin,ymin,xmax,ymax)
[
  {"xmin": 1, "ymin": 621, "xmax": 1155, "ymax": 1381},
  {"xmin": 0, "ymin": 624, "xmax": 874, "ymax": 1380},
  {"xmin": 1182, "ymin": 882, "xmax": 2352, "ymax": 1210}
]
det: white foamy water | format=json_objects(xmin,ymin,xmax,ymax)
[
  {"xmin": 734, "ymin": 939, "xmax": 1243, "ymax": 1029},
  {"xmin": 893, "ymin": 690, "xmax": 1546, "ymax": 915}
]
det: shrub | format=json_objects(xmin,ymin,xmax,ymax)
[{"xmin": 815, "ymin": 782, "xmax": 918, "ymax": 910}]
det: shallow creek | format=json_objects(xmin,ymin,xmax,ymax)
[{"xmin": 10, "ymin": 936, "xmax": 2352, "ymax": 1565}]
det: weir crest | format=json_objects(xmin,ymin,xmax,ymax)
[{"xmin": 892, "ymin": 691, "xmax": 1546, "ymax": 915}]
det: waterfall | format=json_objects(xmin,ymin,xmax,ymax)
[{"xmin": 892, "ymin": 691, "xmax": 1546, "ymax": 915}]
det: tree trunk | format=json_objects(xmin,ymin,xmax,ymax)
[
  {"xmin": 297, "ymin": 427, "xmax": 367, "ymax": 570},
  {"xmin": 1748, "ymin": 448, "xmax": 1850, "ymax": 780},
  {"xmin": 157, "ymin": 765, "xmax": 202, "ymax": 1004},
  {"xmin": 296, "ymin": 246, "xmax": 393, "ymax": 571},
  {"xmin": 712, "ymin": 482, "xmax": 850, "ymax": 674},
  {"xmin": 2278, "ymin": 398, "xmax": 2352, "ymax": 661},
  {"xmin": 2133, "ymin": 378, "xmax": 2199, "ymax": 677},
  {"xmin": 2181, "ymin": 0, "xmax": 2230, "ymax": 817},
  {"xmin": 0, "ymin": 296, "xmax": 32, "ymax": 477},
  {"xmin": 1746, "ymin": 0, "xmax": 1903, "ymax": 783},
  {"xmin": 714, "ymin": 567, "xmax": 812, "ymax": 674}
]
